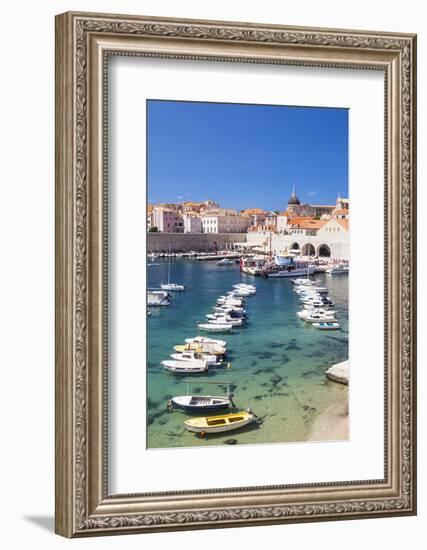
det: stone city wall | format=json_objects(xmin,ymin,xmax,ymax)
[{"xmin": 147, "ymin": 232, "xmax": 247, "ymax": 253}]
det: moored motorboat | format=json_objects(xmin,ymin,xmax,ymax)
[
  {"xmin": 216, "ymin": 258, "xmax": 234, "ymax": 266},
  {"xmin": 148, "ymin": 290, "xmax": 170, "ymax": 306},
  {"xmin": 162, "ymin": 359, "xmax": 208, "ymax": 374},
  {"xmin": 206, "ymin": 316, "xmax": 244, "ymax": 326},
  {"xmin": 312, "ymin": 322, "xmax": 341, "ymax": 330},
  {"xmin": 197, "ymin": 323, "xmax": 233, "ymax": 333},
  {"xmin": 184, "ymin": 410, "xmax": 254, "ymax": 434},
  {"xmin": 303, "ymin": 313, "xmax": 336, "ymax": 323},
  {"xmin": 184, "ymin": 336, "xmax": 227, "ymax": 347},
  {"xmin": 174, "ymin": 343, "xmax": 227, "ymax": 355},
  {"xmin": 297, "ymin": 308, "xmax": 336, "ymax": 320},
  {"xmin": 170, "ymin": 350, "xmax": 223, "ymax": 365}
]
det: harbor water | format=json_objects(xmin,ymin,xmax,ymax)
[{"xmin": 147, "ymin": 258, "xmax": 348, "ymax": 449}]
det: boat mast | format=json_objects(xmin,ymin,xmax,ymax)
[{"xmin": 168, "ymin": 243, "xmax": 171, "ymax": 284}]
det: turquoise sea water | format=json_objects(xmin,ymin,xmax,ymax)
[{"xmin": 147, "ymin": 259, "xmax": 348, "ymax": 449}]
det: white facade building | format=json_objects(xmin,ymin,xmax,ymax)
[
  {"xmin": 276, "ymin": 212, "xmax": 289, "ymax": 234},
  {"xmin": 183, "ymin": 215, "xmax": 203, "ymax": 233},
  {"xmin": 201, "ymin": 213, "xmax": 252, "ymax": 234}
]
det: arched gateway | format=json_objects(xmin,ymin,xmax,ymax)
[
  {"xmin": 302, "ymin": 243, "xmax": 316, "ymax": 256},
  {"xmin": 317, "ymin": 244, "xmax": 331, "ymax": 257}
]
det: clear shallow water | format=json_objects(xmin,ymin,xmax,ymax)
[{"xmin": 147, "ymin": 259, "xmax": 348, "ymax": 449}]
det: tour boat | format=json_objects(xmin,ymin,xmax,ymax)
[
  {"xmin": 170, "ymin": 350, "xmax": 223, "ymax": 365},
  {"xmin": 162, "ymin": 359, "xmax": 208, "ymax": 374},
  {"xmin": 240, "ymin": 256, "xmax": 266, "ymax": 276},
  {"xmin": 268, "ymin": 266, "xmax": 316, "ymax": 278},
  {"xmin": 184, "ymin": 410, "xmax": 254, "ymax": 434},
  {"xmin": 197, "ymin": 323, "xmax": 234, "ymax": 333},
  {"xmin": 168, "ymin": 394, "xmax": 234, "ymax": 413},
  {"xmin": 312, "ymin": 322, "xmax": 341, "ymax": 330},
  {"xmin": 184, "ymin": 336, "xmax": 227, "ymax": 348},
  {"xmin": 174, "ymin": 342, "xmax": 227, "ymax": 355},
  {"xmin": 147, "ymin": 290, "xmax": 170, "ymax": 306}
]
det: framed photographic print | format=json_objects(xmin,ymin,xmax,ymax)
[{"xmin": 55, "ymin": 12, "xmax": 417, "ymax": 537}]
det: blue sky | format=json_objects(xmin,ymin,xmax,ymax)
[{"xmin": 147, "ymin": 100, "xmax": 348, "ymax": 211}]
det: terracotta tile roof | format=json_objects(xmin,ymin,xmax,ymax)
[
  {"xmin": 334, "ymin": 209, "xmax": 349, "ymax": 215},
  {"xmin": 336, "ymin": 218, "xmax": 349, "ymax": 230},
  {"xmin": 242, "ymin": 208, "xmax": 266, "ymax": 215},
  {"xmin": 320, "ymin": 217, "xmax": 349, "ymax": 231},
  {"xmin": 291, "ymin": 219, "xmax": 327, "ymax": 230},
  {"xmin": 287, "ymin": 216, "xmax": 315, "ymax": 226}
]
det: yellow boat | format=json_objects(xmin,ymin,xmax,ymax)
[
  {"xmin": 174, "ymin": 343, "xmax": 226, "ymax": 356},
  {"xmin": 184, "ymin": 410, "xmax": 254, "ymax": 434}
]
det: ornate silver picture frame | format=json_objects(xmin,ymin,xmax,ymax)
[{"xmin": 55, "ymin": 11, "xmax": 417, "ymax": 537}]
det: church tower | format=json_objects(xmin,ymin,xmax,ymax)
[{"xmin": 287, "ymin": 186, "xmax": 301, "ymax": 215}]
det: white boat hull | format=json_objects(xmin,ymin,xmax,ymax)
[
  {"xmin": 185, "ymin": 337, "xmax": 227, "ymax": 347},
  {"xmin": 268, "ymin": 267, "xmax": 316, "ymax": 278},
  {"xmin": 170, "ymin": 353, "xmax": 220, "ymax": 365},
  {"xmin": 162, "ymin": 360, "xmax": 208, "ymax": 373},
  {"xmin": 197, "ymin": 324, "xmax": 233, "ymax": 333}
]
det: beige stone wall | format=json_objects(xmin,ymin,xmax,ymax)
[{"xmin": 147, "ymin": 232, "xmax": 247, "ymax": 252}]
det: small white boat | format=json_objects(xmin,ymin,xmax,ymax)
[
  {"xmin": 216, "ymin": 258, "xmax": 234, "ymax": 266},
  {"xmin": 207, "ymin": 310, "xmax": 245, "ymax": 320},
  {"xmin": 312, "ymin": 322, "xmax": 341, "ymax": 330},
  {"xmin": 232, "ymin": 284, "xmax": 256, "ymax": 294},
  {"xmin": 148, "ymin": 290, "xmax": 170, "ymax": 306},
  {"xmin": 304, "ymin": 313, "xmax": 336, "ymax": 323},
  {"xmin": 207, "ymin": 316, "xmax": 244, "ymax": 326},
  {"xmin": 162, "ymin": 359, "xmax": 208, "ymax": 374},
  {"xmin": 326, "ymin": 264, "xmax": 349, "ymax": 275},
  {"xmin": 197, "ymin": 323, "xmax": 233, "ymax": 333},
  {"xmin": 160, "ymin": 283, "xmax": 185, "ymax": 291},
  {"xmin": 170, "ymin": 350, "xmax": 222, "ymax": 365},
  {"xmin": 213, "ymin": 305, "xmax": 245, "ymax": 314},
  {"xmin": 217, "ymin": 297, "xmax": 244, "ymax": 307},
  {"xmin": 233, "ymin": 283, "xmax": 256, "ymax": 290},
  {"xmin": 292, "ymin": 278, "xmax": 318, "ymax": 286},
  {"xmin": 185, "ymin": 336, "xmax": 227, "ymax": 347},
  {"xmin": 174, "ymin": 343, "xmax": 226, "ymax": 355},
  {"xmin": 297, "ymin": 308, "xmax": 336, "ymax": 319}
]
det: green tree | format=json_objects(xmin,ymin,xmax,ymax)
[{"xmin": 149, "ymin": 226, "xmax": 159, "ymax": 232}]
